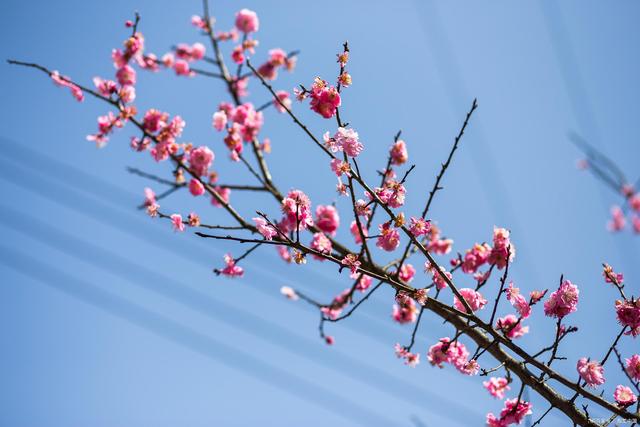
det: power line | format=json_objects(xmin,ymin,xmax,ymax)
[
  {"xmin": 0, "ymin": 245, "xmax": 397, "ymax": 427},
  {"xmin": 0, "ymin": 203, "xmax": 479, "ymax": 423}
]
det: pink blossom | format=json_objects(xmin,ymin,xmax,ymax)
[
  {"xmin": 488, "ymin": 226, "xmax": 515, "ymax": 269},
  {"xmin": 608, "ymin": 205, "xmax": 626, "ymax": 231},
  {"xmin": 187, "ymin": 212, "xmax": 200, "ymax": 227},
  {"xmin": 394, "ymin": 343, "xmax": 420, "ymax": 367},
  {"xmin": 409, "ymin": 217, "xmax": 431, "ymax": 237},
  {"xmin": 210, "ymin": 186, "xmax": 231, "ymax": 207},
  {"xmin": 454, "ymin": 288, "xmax": 488, "ymax": 313},
  {"xmin": 602, "ymin": 263, "xmax": 624, "ymax": 285},
  {"xmin": 116, "ymin": 64, "xmax": 136, "ymax": 86},
  {"xmin": 174, "ymin": 59, "xmax": 193, "ymax": 76},
  {"xmin": 487, "ymin": 398, "xmax": 532, "ymax": 426},
  {"xmin": 146, "ymin": 203, "xmax": 159, "ymax": 217},
  {"xmin": 281, "ymin": 190, "xmax": 314, "ymax": 231},
  {"xmin": 350, "ymin": 220, "xmax": 368, "ymax": 244},
  {"xmin": 191, "ymin": 15, "xmax": 207, "ymax": 29},
  {"xmin": 427, "ymin": 337, "xmax": 471, "ymax": 374},
  {"xmin": 427, "ymin": 237, "xmax": 453, "ymax": 255},
  {"xmin": 506, "ymin": 283, "xmax": 531, "ymax": 319},
  {"xmin": 321, "ymin": 288, "xmax": 351, "ymax": 319},
  {"xmin": 253, "ymin": 217, "xmax": 277, "ymax": 240},
  {"xmin": 170, "ymin": 214, "xmax": 185, "ymax": 232},
  {"xmin": 274, "ymin": 90, "xmax": 291, "ymax": 113},
  {"xmin": 462, "ymin": 243, "xmax": 491, "ymax": 274},
  {"xmin": 189, "ymin": 146, "xmax": 214, "ymax": 176},
  {"xmin": 118, "ymin": 85, "xmax": 135, "ymax": 103},
  {"xmin": 280, "ymin": 286, "xmax": 298, "ymax": 301},
  {"xmin": 310, "ymin": 232, "xmax": 332, "ymax": 259},
  {"xmin": 143, "ymin": 187, "xmax": 156, "ymax": 206},
  {"xmin": 414, "ymin": 288, "xmax": 429, "ymax": 306},
  {"xmin": 333, "ymin": 127, "xmax": 364, "ymax": 157},
  {"xmin": 235, "ymin": 9, "xmax": 259, "ymax": 33},
  {"xmin": 330, "ymin": 159, "xmax": 350, "ymax": 177},
  {"xmin": 212, "ymin": 111, "xmax": 227, "ymax": 131},
  {"xmin": 191, "ymin": 42, "xmax": 206, "ymax": 60},
  {"xmin": 189, "ymin": 178, "xmax": 205, "ymax": 196},
  {"xmin": 625, "ymin": 354, "xmax": 640, "ymax": 381},
  {"xmin": 615, "ymin": 299, "xmax": 640, "ymax": 337},
  {"xmin": 315, "ymin": 205, "xmax": 340, "ymax": 236},
  {"xmin": 483, "ymin": 377, "xmax": 510, "ymax": 399},
  {"xmin": 496, "ymin": 314, "xmax": 529, "ymax": 339},
  {"xmin": 277, "ymin": 246, "xmax": 291, "ymax": 263},
  {"xmin": 544, "ymin": 279, "xmax": 579, "ymax": 319},
  {"xmin": 51, "ymin": 71, "xmax": 84, "ymax": 102},
  {"xmin": 614, "ymin": 385, "xmax": 637, "ymax": 407},
  {"xmin": 425, "ymin": 262, "xmax": 452, "ymax": 290},
  {"xmin": 376, "ymin": 222, "xmax": 400, "ymax": 252},
  {"xmin": 324, "ymin": 335, "xmax": 335, "ymax": 345},
  {"xmin": 630, "ymin": 194, "xmax": 640, "ymax": 213},
  {"xmin": 220, "ymin": 254, "xmax": 244, "ymax": 278},
  {"xmin": 633, "ymin": 215, "xmax": 640, "ymax": 233},
  {"xmin": 355, "ymin": 275, "xmax": 373, "ymax": 292},
  {"xmin": 341, "ymin": 254, "xmax": 360, "ymax": 275},
  {"xmin": 576, "ymin": 358, "xmax": 605, "ymax": 387},
  {"xmin": 93, "ymin": 76, "xmax": 117, "ymax": 96},
  {"xmin": 390, "ymin": 139, "xmax": 408, "ymax": 165},
  {"xmin": 309, "ymin": 78, "xmax": 341, "ymax": 118},
  {"xmin": 392, "ymin": 295, "xmax": 417, "ymax": 324},
  {"xmin": 143, "ymin": 109, "xmax": 168, "ymax": 133},
  {"xmin": 398, "ymin": 264, "xmax": 416, "ymax": 283}
]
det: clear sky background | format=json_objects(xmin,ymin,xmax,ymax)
[{"xmin": 1, "ymin": 1, "xmax": 639, "ymax": 426}]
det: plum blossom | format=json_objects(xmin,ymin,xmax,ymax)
[
  {"xmin": 210, "ymin": 186, "xmax": 231, "ymax": 207},
  {"xmin": 212, "ymin": 111, "xmax": 227, "ymax": 131},
  {"xmin": 281, "ymin": 190, "xmax": 314, "ymax": 232},
  {"xmin": 189, "ymin": 178, "xmax": 205, "ymax": 196},
  {"xmin": 253, "ymin": 217, "xmax": 277, "ymax": 240},
  {"xmin": 235, "ymin": 9, "xmax": 259, "ymax": 33},
  {"xmin": 51, "ymin": 70, "xmax": 84, "ymax": 102},
  {"xmin": 608, "ymin": 205, "xmax": 626, "ymax": 231},
  {"xmin": 310, "ymin": 232, "xmax": 332, "ymax": 260},
  {"xmin": 625, "ymin": 354, "xmax": 640, "ymax": 381},
  {"xmin": 486, "ymin": 398, "xmax": 532, "ymax": 426},
  {"xmin": 409, "ymin": 217, "xmax": 431, "ymax": 237},
  {"xmin": 544, "ymin": 279, "xmax": 579, "ymax": 319},
  {"xmin": 506, "ymin": 282, "xmax": 532, "ymax": 319},
  {"xmin": 341, "ymin": 253, "xmax": 360, "ymax": 275},
  {"xmin": 187, "ymin": 212, "xmax": 200, "ymax": 227},
  {"xmin": 426, "ymin": 337, "xmax": 473, "ymax": 374},
  {"xmin": 220, "ymin": 254, "xmax": 243, "ymax": 278},
  {"xmin": 321, "ymin": 288, "xmax": 351, "ymax": 319},
  {"xmin": 355, "ymin": 275, "xmax": 373, "ymax": 292},
  {"xmin": 576, "ymin": 358, "xmax": 605, "ymax": 387},
  {"xmin": 333, "ymin": 127, "xmax": 364, "ymax": 157},
  {"xmin": 425, "ymin": 262, "xmax": 452, "ymax": 290},
  {"xmin": 462, "ymin": 243, "xmax": 491, "ymax": 274},
  {"xmin": 602, "ymin": 263, "xmax": 624, "ymax": 285},
  {"xmin": 390, "ymin": 139, "xmax": 408, "ymax": 165},
  {"xmin": 315, "ymin": 205, "xmax": 340, "ymax": 236},
  {"xmin": 392, "ymin": 293, "xmax": 417, "ymax": 324},
  {"xmin": 350, "ymin": 220, "xmax": 368, "ymax": 244},
  {"xmin": 394, "ymin": 343, "xmax": 420, "ymax": 367},
  {"xmin": 615, "ymin": 298, "xmax": 640, "ymax": 337},
  {"xmin": 376, "ymin": 222, "xmax": 400, "ymax": 252},
  {"xmin": 614, "ymin": 385, "xmax": 637, "ymax": 407},
  {"xmin": 488, "ymin": 226, "xmax": 515, "ymax": 269},
  {"xmin": 189, "ymin": 146, "xmax": 215, "ymax": 176},
  {"xmin": 280, "ymin": 286, "xmax": 299, "ymax": 301},
  {"xmin": 454, "ymin": 288, "xmax": 487, "ymax": 313},
  {"xmin": 496, "ymin": 314, "xmax": 529, "ymax": 339},
  {"xmin": 397, "ymin": 263, "xmax": 416, "ymax": 283},
  {"xmin": 309, "ymin": 77, "xmax": 341, "ymax": 119},
  {"xmin": 273, "ymin": 90, "xmax": 291, "ymax": 113},
  {"xmin": 483, "ymin": 377, "xmax": 510, "ymax": 399},
  {"xmin": 170, "ymin": 214, "xmax": 185, "ymax": 232}
]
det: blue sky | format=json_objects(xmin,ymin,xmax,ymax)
[{"xmin": 1, "ymin": 1, "xmax": 639, "ymax": 426}]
